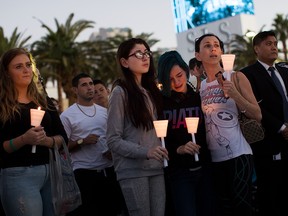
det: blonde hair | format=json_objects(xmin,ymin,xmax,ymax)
[{"xmin": 0, "ymin": 48, "xmax": 47, "ymax": 124}]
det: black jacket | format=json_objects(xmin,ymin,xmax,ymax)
[
  {"xmin": 241, "ymin": 61, "xmax": 288, "ymax": 155},
  {"xmin": 161, "ymin": 85, "xmax": 211, "ymax": 173}
]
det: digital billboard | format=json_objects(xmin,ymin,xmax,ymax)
[{"xmin": 172, "ymin": 0, "xmax": 255, "ymax": 33}]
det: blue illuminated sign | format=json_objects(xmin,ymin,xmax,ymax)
[{"xmin": 172, "ymin": 0, "xmax": 254, "ymax": 33}]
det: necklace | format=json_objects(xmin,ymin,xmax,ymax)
[{"xmin": 76, "ymin": 103, "xmax": 96, "ymax": 117}]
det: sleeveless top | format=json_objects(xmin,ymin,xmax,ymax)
[{"xmin": 199, "ymin": 74, "xmax": 252, "ymax": 162}]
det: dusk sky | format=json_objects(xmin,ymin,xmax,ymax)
[{"xmin": 0, "ymin": 0, "xmax": 286, "ymax": 49}]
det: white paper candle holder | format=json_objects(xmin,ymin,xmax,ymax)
[
  {"xmin": 30, "ymin": 107, "xmax": 45, "ymax": 153},
  {"xmin": 153, "ymin": 120, "xmax": 168, "ymax": 167},
  {"xmin": 185, "ymin": 117, "xmax": 199, "ymax": 161},
  {"xmin": 221, "ymin": 54, "xmax": 235, "ymax": 81}
]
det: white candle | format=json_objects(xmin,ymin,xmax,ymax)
[
  {"xmin": 153, "ymin": 120, "xmax": 169, "ymax": 167},
  {"xmin": 191, "ymin": 133, "xmax": 199, "ymax": 162},
  {"xmin": 161, "ymin": 137, "xmax": 168, "ymax": 167},
  {"xmin": 30, "ymin": 107, "xmax": 45, "ymax": 153},
  {"xmin": 221, "ymin": 54, "xmax": 235, "ymax": 81},
  {"xmin": 185, "ymin": 117, "xmax": 200, "ymax": 162}
]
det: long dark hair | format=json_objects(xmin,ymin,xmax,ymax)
[
  {"xmin": 157, "ymin": 50, "xmax": 190, "ymax": 97},
  {"xmin": 114, "ymin": 38, "xmax": 162, "ymax": 130}
]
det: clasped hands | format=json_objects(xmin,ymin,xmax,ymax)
[
  {"xmin": 177, "ymin": 141, "xmax": 200, "ymax": 155},
  {"xmin": 221, "ymin": 80, "xmax": 239, "ymax": 99},
  {"xmin": 22, "ymin": 126, "xmax": 48, "ymax": 146},
  {"xmin": 82, "ymin": 134, "xmax": 99, "ymax": 145},
  {"xmin": 147, "ymin": 146, "xmax": 169, "ymax": 162}
]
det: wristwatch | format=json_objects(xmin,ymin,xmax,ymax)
[{"xmin": 77, "ymin": 139, "xmax": 84, "ymax": 145}]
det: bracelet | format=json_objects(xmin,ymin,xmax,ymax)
[
  {"xmin": 9, "ymin": 139, "xmax": 17, "ymax": 151},
  {"xmin": 51, "ymin": 137, "xmax": 55, "ymax": 148}
]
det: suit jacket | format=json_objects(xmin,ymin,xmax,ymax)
[{"xmin": 241, "ymin": 61, "xmax": 288, "ymax": 156}]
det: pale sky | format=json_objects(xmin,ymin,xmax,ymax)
[{"xmin": 0, "ymin": 0, "xmax": 286, "ymax": 50}]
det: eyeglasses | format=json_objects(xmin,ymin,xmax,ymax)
[{"xmin": 128, "ymin": 51, "xmax": 152, "ymax": 59}]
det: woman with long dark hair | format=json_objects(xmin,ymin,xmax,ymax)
[{"xmin": 106, "ymin": 38, "xmax": 168, "ymax": 216}]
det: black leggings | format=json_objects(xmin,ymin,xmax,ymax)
[{"xmin": 212, "ymin": 154, "xmax": 254, "ymax": 216}]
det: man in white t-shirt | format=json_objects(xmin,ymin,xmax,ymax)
[{"xmin": 60, "ymin": 73, "xmax": 126, "ymax": 216}]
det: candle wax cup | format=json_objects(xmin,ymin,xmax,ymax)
[
  {"xmin": 221, "ymin": 54, "xmax": 235, "ymax": 71},
  {"xmin": 153, "ymin": 120, "xmax": 168, "ymax": 138},
  {"xmin": 30, "ymin": 109, "xmax": 45, "ymax": 126},
  {"xmin": 185, "ymin": 117, "xmax": 199, "ymax": 134}
]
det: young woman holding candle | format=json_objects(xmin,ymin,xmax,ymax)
[
  {"xmin": 0, "ymin": 48, "xmax": 68, "ymax": 216},
  {"xmin": 106, "ymin": 38, "xmax": 168, "ymax": 216},
  {"xmin": 195, "ymin": 33, "xmax": 261, "ymax": 216},
  {"xmin": 157, "ymin": 50, "xmax": 216, "ymax": 216}
]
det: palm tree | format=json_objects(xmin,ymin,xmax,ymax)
[
  {"xmin": 229, "ymin": 30, "xmax": 257, "ymax": 70},
  {"xmin": 272, "ymin": 13, "xmax": 288, "ymax": 61},
  {"xmin": 0, "ymin": 27, "xmax": 31, "ymax": 56},
  {"xmin": 31, "ymin": 13, "xmax": 95, "ymax": 108},
  {"xmin": 31, "ymin": 14, "xmax": 160, "ymax": 108}
]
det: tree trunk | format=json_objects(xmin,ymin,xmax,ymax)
[{"xmin": 57, "ymin": 76, "xmax": 63, "ymax": 113}]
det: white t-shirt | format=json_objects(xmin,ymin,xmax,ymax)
[{"xmin": 60, "ymin": 103, "xmax": 113, "ymax": 170}]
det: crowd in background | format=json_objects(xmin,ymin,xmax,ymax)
[{"xmin": 0, "ymin": 30, "xmax": 288, "ymax": 216}]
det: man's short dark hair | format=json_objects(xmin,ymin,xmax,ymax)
[
  {"xmin": 93, "ymin": 79, "xmax": 107, "ymax": 88},
  {"xmin": 188, "ymin": 57, "xmax": 202, "ymax": 69},
  {"xmin": 72, "ymin": 73, "xmax": 92, "ymax": 87},
  {"xmin": 252, "ymin": 30, "xmax": 276, "ymax": 47}
]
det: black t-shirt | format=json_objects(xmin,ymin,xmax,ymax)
[{"xmin": 0, "ymin": 98, "xmax": 68, "ymax": 168}]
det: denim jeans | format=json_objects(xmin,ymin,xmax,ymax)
[
  {"xmin": 166, "ymin": 168, "xmax": 216, "ymax": 216},
  {"xmin": 0, "ymin": 164, "xmax": 55, "ymax": 216},
  {"xmin": 168, "ymin": 168, "xmax": 202, "ymax": 216},
  {"xmin": 0, "ymin": 169, "xmax": 5, "ymax": 216}
]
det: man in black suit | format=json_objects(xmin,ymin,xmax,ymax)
[{"xmin": 241, "ymin": 30, "xmax": 288, "ymax": 216}]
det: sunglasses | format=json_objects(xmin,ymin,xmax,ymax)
[{"xmin": 128, "ymin": 50, "xmax": 152, "ymax": 59}]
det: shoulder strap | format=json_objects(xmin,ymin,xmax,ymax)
[{"xmin": 232, "ymin": 72, "xmax": 242, "ymax": 95}]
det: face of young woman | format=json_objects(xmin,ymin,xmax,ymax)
[
  {"xmin": 169, "ymin": 65, "xmax": 187, "ymax": 93},
  {"xmin": 196, "ymin": 36, "xmax": 223, "ymax": 65},
  {"xmin": 121, "ymin": 44, "xmax": 151, "ymax": 81},
  {"xmin": 8, "ymin": 54, "xmax": 33, "ymax": 89},
  {"xmin": 94, "ymin": 83, "xmax": 109, "ymax": 107}
]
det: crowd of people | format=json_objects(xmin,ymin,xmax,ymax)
[{"xmin": 0, "ymin": 30, "xmax": 288, "ymax": 216}]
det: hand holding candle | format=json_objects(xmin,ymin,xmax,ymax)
[
  {"xmin": 153, "ymin": 120, "xmax": 168, "ymax": 167},
  {"xmin": 221, "ymin": 54, "xmax": 235, "ymax": 81},
  {"xmin": 185, "ymin": 117, "xmax": 200, "ymax": 161},
  {"xmin": 30, "ymin": 107, "xmax": 45, "ymax": 153}
]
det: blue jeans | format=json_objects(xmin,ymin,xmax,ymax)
[
  {"xmin": 166, "ymin": 168, "xmax": 216, "ymax": 216},
  {"xmin": 0, "ymin": 164, "xmax": 55, "ymax": 216},
  {"xmin": 168, "ymin": 168, "xmax": 202, "ymax": 216}
]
